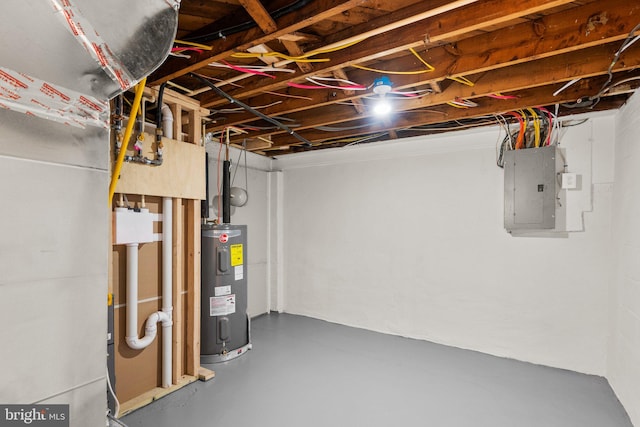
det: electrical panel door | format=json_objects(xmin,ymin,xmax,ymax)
[{"xmin": 504, "ymin": 145, "xmax": 561, "ymax": 232}]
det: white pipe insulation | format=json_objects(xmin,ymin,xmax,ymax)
[
  {"xmin": 161, "ymin": 104, "xmax": 173, "ymax": 140},
  {"xmin": 161, "ymin": 197, "xmax": 173, "ymax": 388},
  {"xmin": 124, "ymin": 199, "xmax": 174, "ymax": 388}
]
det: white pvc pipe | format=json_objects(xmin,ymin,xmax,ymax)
[
  {"xmin": 161, "ymin": 104, "xmax": 173, "ymax": 140},
  {"xmin": 125, "ymin": 243, "xmax": 160, "ymax": 349},
  {"xmin": 125, "ymin": 241, "xmax": 171, "ymax": 350},
  {"xmin": 124, "ymin": 202, "xmax": 174, "ymax": 390},
  {"xmin": 161, "ymin": 197, "xmax": 173, "ymax": 388},
  {"xmin": 125, "ymin": 243, "xmax": 140, "ymax": 347}
]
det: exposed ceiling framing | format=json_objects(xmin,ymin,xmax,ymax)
[{"xmin": 151, "ymin": 0, "xmax": 640, "ymax": 155}]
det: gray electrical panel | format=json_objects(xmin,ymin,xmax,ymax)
[
  {"xmin": 504, "ymin": 145, "xmax": 564, "ymax": 233},
  {"xmin": 201, "ymin": 224, "xmax": 251, "ymax": 363}
]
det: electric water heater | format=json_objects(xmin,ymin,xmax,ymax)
[{"xmin": 201, "ymin": 223, "xmax": 251, "ymax": 363}]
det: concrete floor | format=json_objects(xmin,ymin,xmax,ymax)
[{"xmin": 122, "ymin": 313, "xmax": 632, "ymax": 427}]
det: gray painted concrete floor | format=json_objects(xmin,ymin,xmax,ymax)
[{"xmin": 122, "ymin": 313, "xmax": 632, "ymax": 427}]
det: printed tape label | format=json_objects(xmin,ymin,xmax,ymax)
[{"xmin": 210, "ymin": 295, "xmax": 236, "ymax": 317}]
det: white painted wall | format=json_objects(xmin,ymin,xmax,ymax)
[
  {"xmin": 206, "ymin": 144, "xmax": 272, "ymax": 317},
  {"xmin": 0, "ymin": 109, "xmax": 108, "ymax": 426},
  {"xmin": 276, "ymin": 116, "xmax": 615, "ymax": 375},
  {"xmin": 268, "ymin": 171, "xmax": 285, "ymax": 313},
  {"xmin": 609, "ymin": 90, "xmax": 640, "ymax": 426}
]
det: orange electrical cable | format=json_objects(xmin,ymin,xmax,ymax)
[{"xmin": 506, "ymin": 111, "xmax": 525, "ymax": 149}]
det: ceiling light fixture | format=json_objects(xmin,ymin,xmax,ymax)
[{"xmin": 372, "ymin": 76, "xmax": 393, "ymax": 116}]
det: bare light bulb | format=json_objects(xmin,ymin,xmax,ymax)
[{"xmin": 373, "ymin": 98, "xmax": 392, "ymax": 116}]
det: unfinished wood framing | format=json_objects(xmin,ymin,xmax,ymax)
[
  {"xmin": 144, "ymin": 86, "xmax": 208, "ymax": 145},
  {"xmin": 185, "ymin": 199, "xmax": 201, "ymax": 376},
  {"xmin": 238, "ymin": 0, "xmax": 278, "ymax": 34},
  {"xmin": 119, "ymin": 375, "xmax": 199, "ymax": 416},
  {"xmin": 111, "ymin": 86, "xmax": 207, "ymax": 409},
  {"xmin": 115, "ymin": 135, "xmax": 205, "ymax": 199}
]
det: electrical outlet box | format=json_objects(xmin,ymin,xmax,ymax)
[
  {"xmin": 561, "ymin": 173, "xmax": 577, "ymax": 189},
  {"xmin": 112, "ymin": 208, "xmax": 154, "ymax": 244}
]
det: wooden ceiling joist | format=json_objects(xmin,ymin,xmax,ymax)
[
  {"xmin": 237, "ymin": 0, "xmax": 278, "ymax": 34},
  {"xmin": 226, "ymin": 45, "xmax": 640, "ymax": 143},
  {"xmin": 199, "ymin": 0, "xmax": 603, "ymax": 108},
  {"xmin": 204, "ymin": 9, "xmax": 640, "ymax": 134},
  {"xmin": 149, "ymin": 0, "xmax": 365, "ymax": 85},
  {"xmin": 280, "ymin": 39, "xmax": 314, "ymax": 73},
  {"xmin": 266, "ymin": 76, "xmax": 639, "ymax": 149},
  {"xmin": 151, "ymin": 0, "xmax": 640, "ymax": 152}
]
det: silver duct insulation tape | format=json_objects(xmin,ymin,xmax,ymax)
[
  {"xmin": 0, "ymin": 0, "xmax": 179, "ymax": 125},
  {"xmin": 50, "ymin": 0, "xmax": 137, "ymax": 91},
  {"xmin": 0, "ymin": 67, "xmax": 109, "ymax": 128}
]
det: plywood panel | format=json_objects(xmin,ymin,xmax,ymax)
[
  {"xmin": 113, "ymin": 134, "xmax": 205, "ymax": 200},
  {"xmin": 114, "ymin": 298, "xmax": 163, "ymax": 403},
  {"xmin": 112, "ymin": 195, "xmax": 203, "ymax": 404}
]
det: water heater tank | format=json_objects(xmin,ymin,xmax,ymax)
[{"xmin": 201, "ymin": 223, "xmax": 251, "ymax": 363}]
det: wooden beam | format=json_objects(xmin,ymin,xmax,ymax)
[
  {"xmin": 247, "ymin": 44, "xmax": 280, "ymax": 65},
  {"xmin": 429, "ymin": 82, "xmax": 442, "ymax": 93},
  {"xmin": 172, "ymin": 198, "xmax": 184, "ymax": 383},
  {"xmin": 144, "ymin": 86, "xmax": 202, "ymax": 111},
  {"xmin": 244, "ymin": 136, "xmax": 273, "ymax": 151},
  {"xmin": 198, "ymin": 367, "xmax": 216, "ymax": 382},
  {"xmin": 185, "ymin": 200, "xmax": 201, "ymax": 376},
  {"xmin": 149, "ymin": 0, "xmax": 364, "ymax": 85},
  {"xmin": 281, "ymin": 39, "xmax": 314, "ymax": 73},
  {"xmin": 272, "ymin": 0, "xmax": 482, "ymax": 70},
  {"xmin": 277, "ymin": 32, "xmax": 322, "ymax": 43},
  {"xmin": 200, "ymin": 0, "xmax": 578, "ymax": 107},
  {"xmin": 332, "ymin": 69, "xmax": 365, "ymax": 114},
  {"xmin": 170, "ymin": 104, "xmax": 183, "ymax": 142},
  {"xmin": 238, "ymin": 0, "xmax": 278, "ymax": 34},
  {"xmin": 411, "ymin": 42, "xmax": 640, "ymax": 108},
  {"xmin": 119, "ymin": 375, "xmax": 198, "ymax": 417},
  {"xmin": 188, "ymin": 109, "xmax": 202, "ymax": 145},
  {"xmin": 266, "ymin": 75, "xmax": 636, "ymax": 146},
  {"xmin": 272, "ymin": 95, "xmax": 627, "ymax": 153},
  {"xmin": 206, "ymin": 0, "xmax": 640, "ymax": 131}
]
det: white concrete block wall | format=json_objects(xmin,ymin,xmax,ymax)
[
  {"xmin": 0, "ymin": 110, "xmax": 108, "ymax": 427},
  {"xmin": 276, "ymin": 118, "xmax": 615, "ymax": 376},
  {"xmin": 610, "ymin": 89, "xmax": 640, "ymax": 426}
]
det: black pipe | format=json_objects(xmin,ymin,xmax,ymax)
[
  {"xmin": 186, "ymin": 0, "xmax": 314, "ymax": 44},
  {"xmin": 191, "ymin": 73, "xmax": 313, "ymax": 147},
  {"xmin": 156, "ymin": 82, "xmax": 167, "ymax": 139},
  {"xmin": 202, "ymin": 152, "xmax": 210, "ymax": 219},
  {"xmin": 222, "ymin": 160, "xmax": 231, "ymax": 224},
  {"xmin": 155, "ymin": 82, "xmax": 167, "ymax": 158}
]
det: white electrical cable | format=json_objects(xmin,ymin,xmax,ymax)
[
  {"xmin": 305, "ymin": 76, "xmax": 367, "ymax": 90},
  {"xmin": 208, "ymin": 62, "xmax": 295, "ymax": 73},
  {"xmin": 107, "ymin": 414, "xmax": 129, "ymax": 427},
  {"xmin": 106, "ymin": 367, "xmax": 120, "ymax": 418}
]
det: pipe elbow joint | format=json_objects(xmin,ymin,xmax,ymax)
[{"xmin": 126, "ymin": 335, "xmax": 153, "ymax": 350}]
